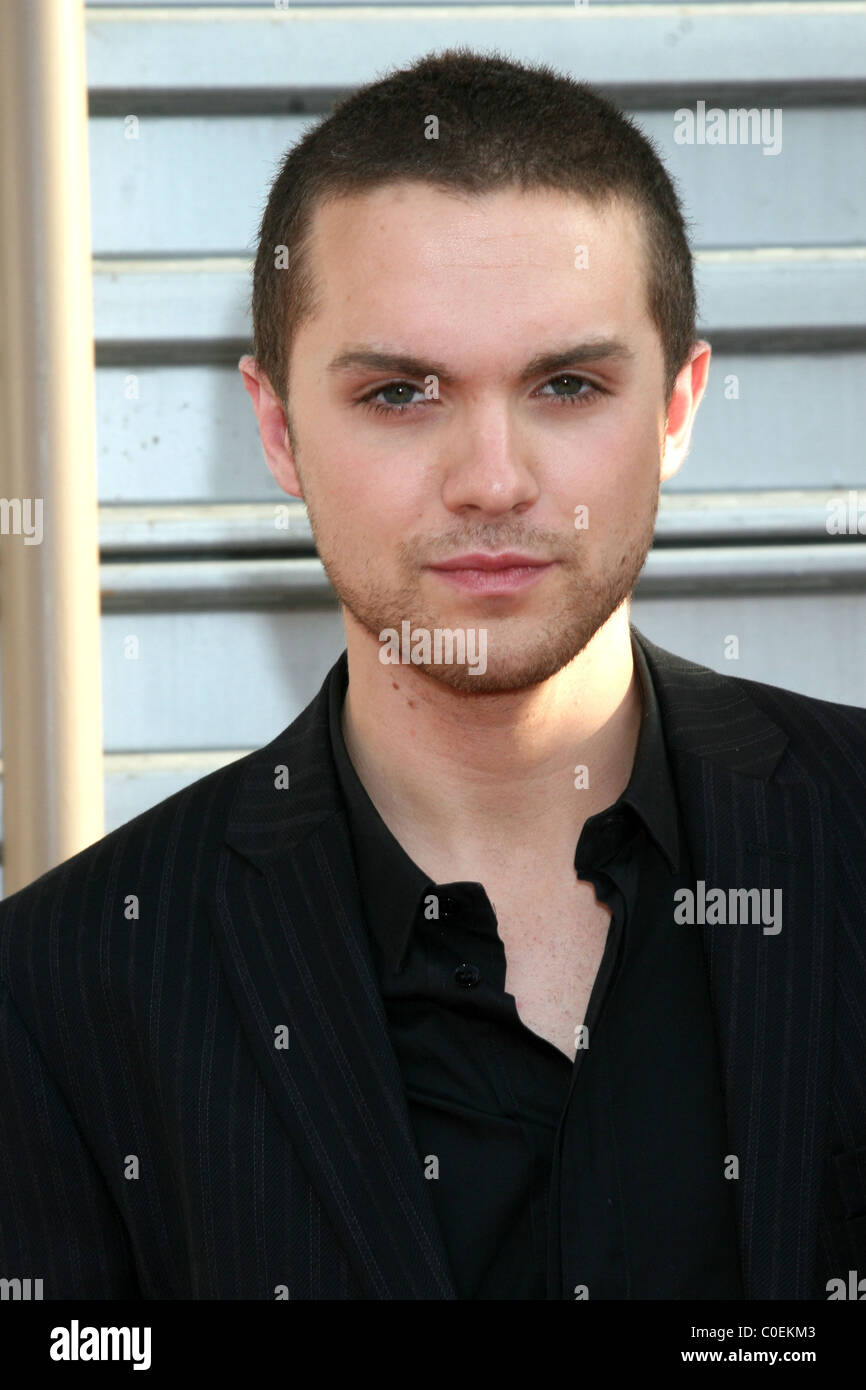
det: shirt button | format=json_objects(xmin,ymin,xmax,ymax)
[{"xmin": 453, "ymin": 962, "xmax": 481, "ymax": 989}]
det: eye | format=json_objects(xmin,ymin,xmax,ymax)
[
  {"xmin": 535, "ymin": 374, "xmax": 605, "ymax": 407},
  {"xmin": 360, "ymin": 381, "xmax": 426, "ymax": 415}
]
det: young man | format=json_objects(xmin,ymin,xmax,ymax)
[{"xmin": 1, "ymin": 50, "xmax": 864, "ymax": 1301}]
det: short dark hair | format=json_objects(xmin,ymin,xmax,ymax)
[{"xmin": 251, "ymin": 47, "xmax": 698, "ymax": 414}]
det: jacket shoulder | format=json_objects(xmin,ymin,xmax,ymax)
[
  {"xmin": 635, "ymin": 625, "xmax": 866, "ymax": 776},
  {"xmin": 638, "ymin": 627, "xmax": 866, "ymax": 734},
  {"xmin": 1, "ymin": 748, "xmax": 257, "ymax": 923},
  {"xmin": 733, "ymin": 669, "xmax": 866, "ymax": 786},
  {"xmin": 0, "ymin": 746, "xmax": 278, "ymax": 1047},
  {"xmin": 728, "ymin": 668, "xmax": 866, "ymax": 748}
]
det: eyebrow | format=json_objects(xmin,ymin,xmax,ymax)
[{"xmin": 326, "ymin": 338, "xmax": 635, "ymax": 385}]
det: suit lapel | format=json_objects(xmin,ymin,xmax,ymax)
[
  {"xmin": 208, "ymin": 653, "xmax": 456, "ymax": 1299},
  {"xmin": 634, "ymin": 627, "xmax": 834, "ymax": 1299}
]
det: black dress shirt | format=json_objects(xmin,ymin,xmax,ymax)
[{"xmin": 327, "ymin": 631, "xmax": 745, "ymax": 1300}]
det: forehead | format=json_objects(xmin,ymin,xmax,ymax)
[{"xmin": 302, "ymin": 182, "xmax": 652, "ymax": 342}]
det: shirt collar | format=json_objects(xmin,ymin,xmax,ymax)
[{"xmin": 328, "ymin": 627, "xmax": 681, "ymax": 974}]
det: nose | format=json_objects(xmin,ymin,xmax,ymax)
[{"xmin": 439, "ymin": 400, "xmax": 540, "ymax": 518}]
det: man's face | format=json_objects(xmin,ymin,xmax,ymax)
[{"xmin": 262, "ymin": 184, "xmax": 697, "ymax": 693}]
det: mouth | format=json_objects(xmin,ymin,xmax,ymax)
[{"xmin": 427, "ymin": 553, "xmax": 556, "ymax": 595}]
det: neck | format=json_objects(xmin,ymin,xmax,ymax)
[{"xmin": 340, "ymin": 606, "xmax": 644, "ymax": 879}]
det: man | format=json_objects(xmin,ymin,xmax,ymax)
[{"xmin": 1, "ymin": 50, "xmax": 864, "ymax": 1302}]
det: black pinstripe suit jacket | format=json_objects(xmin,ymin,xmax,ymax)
[{"xmin": 1, "ymin": 625, "xmax": 865, "ymax": 1300}]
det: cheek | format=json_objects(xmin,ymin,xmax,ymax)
[
  {"xmin": 558, "ymin": 414, "xmax": 659, "ymax": 540},
  {"xmin": 554, "ymin": 409, "xmax": 654, "ymax": 496},
  {"xmin": 592, "ymin": 395, "xmax": 657, "ymax": 456},
  {"xmin": 303, "ymin": 435, "xmax": 422, "ymax": 552}
]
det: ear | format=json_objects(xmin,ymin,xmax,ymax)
[
  {"xmin": 660, "ymin": 340, "xmax": 711, "ymax": 484},
  {"xmin": 238, "ymin": 354, "xmax": 303, "ymax": 497}
]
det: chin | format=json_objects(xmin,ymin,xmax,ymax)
[{"xmin": 410, "ymin": 648, "xmax": 576, "ymax": 696}]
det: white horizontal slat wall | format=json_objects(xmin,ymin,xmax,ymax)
[{"xmin": 1, "ymin": 0, "xmax": 865, "ymax": 890}]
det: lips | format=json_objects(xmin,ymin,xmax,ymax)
[
  {"xmin": 426, "ymin": 553, "xmax": 555, "ymax": 595},
  {"xmin": 429, "ymin": 552, "xmax": 551, "ymax": 572}
]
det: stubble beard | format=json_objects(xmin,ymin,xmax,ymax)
[{"xmin": 301, "ymin": 473, "xmax": 660, "ymax": 696}]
